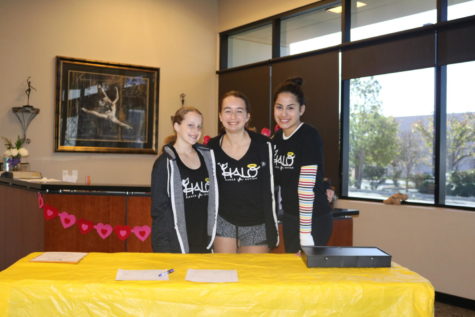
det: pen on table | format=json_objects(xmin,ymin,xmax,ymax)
[{"xmin": 158, "ymin": 269, "xmax": 174, "ymax": 277}]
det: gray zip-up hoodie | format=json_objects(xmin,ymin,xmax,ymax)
[{"xmin": 151, "ymin": 143, "xmax": 218, "ymax": 253}]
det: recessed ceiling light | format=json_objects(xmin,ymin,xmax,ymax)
[{"xmin": 327, "ymin": 1, "xmax": 367, "ymax": 14}]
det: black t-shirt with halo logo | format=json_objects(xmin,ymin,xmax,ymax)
[
  {"xmin": 273, "ymin": 123, "xmax": 331, "ymax": 217},
  {"xmin": 173, "ymin": 147, "xmax": 210, "ymax": 253},
  {"xmin": 212, "ymin": 137, "xmax": 265, "ymax": 226}
]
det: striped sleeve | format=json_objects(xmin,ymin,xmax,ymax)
[{"xmin": 298, "ymin": 165, "xmax": 318, "ymax": 235}]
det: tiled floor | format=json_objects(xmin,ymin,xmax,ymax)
[{"xmin": 435, "ymin": 302, "xmax": 475, "ymax": 317}]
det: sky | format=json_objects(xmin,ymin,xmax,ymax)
[{"xmin": 378, "ymin": 63, "xmax": 475, "ymax": 117}]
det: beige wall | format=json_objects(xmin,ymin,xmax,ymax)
[
  {"xmin": 0, "ymin": 0, "xmax": 218, "ymax": 184},
  {"xmin": 336, "ymin": 199, "xmax": 475, "ymax": 300},
  {"xmin": 218, "ymin": 0, "xmax": 319, "ymax": 31}
]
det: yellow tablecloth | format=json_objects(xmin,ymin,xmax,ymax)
[{"xmin": 0, "ymin": 252, "xmax": 434, "ymax": 316}]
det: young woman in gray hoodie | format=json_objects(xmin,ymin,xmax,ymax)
[{"xmin": 151, "ymin": 107, "xmax": 218, "ymax": 253}]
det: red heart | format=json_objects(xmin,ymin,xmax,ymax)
[
  {"xmin": 77, "ymin": 219, "xmax": 94, "ymax": 234},
  {"xmin": 114, "ymin": 225, "xmax": 131, "ymax": 240},
  {"xmin": 43, "ymin": 205, "xmax": 58, "ymax": 220},
  {"xmin": 260, "ymin": 127, "xmax": 271, "ymax": 137}
]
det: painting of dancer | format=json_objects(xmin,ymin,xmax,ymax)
[
  {"xmin": 81, "ymin": 84, "xmax": 133, "ymax": 130},
  {"xmin": 55, "ymin": 56, "xmax": 159, "ymax": 154}
]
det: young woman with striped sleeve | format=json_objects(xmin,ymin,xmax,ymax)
[{"xmin": 272, "ymin": 77, "xmax": 333, "ymax": 253}]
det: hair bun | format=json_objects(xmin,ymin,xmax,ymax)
[
  {"xmin": 287, "ymin": 77, "xmax": 303, "ymax": 86},
  {"xmin": 273, "ymin": 77, "xmax": 305, "ymax": 105}
]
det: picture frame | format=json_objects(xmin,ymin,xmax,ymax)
[{"xmin": 55, "ymin": 56, "xmax": 160, "ymax": 154}]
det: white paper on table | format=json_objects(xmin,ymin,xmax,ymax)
[
  {"xmin": 30, "ymin": 252, "xmax": 88, "ymax": 263},
  {"xmin": 185, "ymin": 269, "xmax": 238, "ymax": 283},
  {"xmin": 115, "ymin": 269, "xmax": 170, "ymax": 281}
]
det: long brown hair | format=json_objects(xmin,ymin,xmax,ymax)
[{"xmin": 162, "ymin": 106, "xmax": 203, "ymax": 148}]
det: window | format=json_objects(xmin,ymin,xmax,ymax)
[
  {"xmin": 227, "ymin": 24, "xmax": 272, "ymax": 68},
  {"xmin": 351, "ymin": 0, "xmax": 436, "ymax": 41},
  {"xmin": 219, "ymin": 0, "xmax": 475, "ymax": 210},
  {"xmin": 280, "ymin": 6, "xmax": 341, "ymax": 56},
  {"xmin": 348, "ymin": 69, "xmax": 435, "ymax": 203},
  {"xmin": 448, "ymin": 0, "xmax": 475, "ymax": 20},
  {"xmin": 446, "ymin": 61, "xmax": 475, "ymax": 208}
]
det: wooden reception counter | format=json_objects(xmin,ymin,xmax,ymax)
[{"xmin": 0, "ymin": 176, "xmax": 357, "ymax": 270}]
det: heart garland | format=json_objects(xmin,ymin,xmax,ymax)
[
  {"xmin": 37, "ymin": 192, "xmax": 45, "ymax": 208},
  {"xmin": 95, "ymin": 223, "xmax": 113, "ymax": 239},
  {"xmin": 131, "ymin": 225, "xmax": 151, "ymax": 242},
  {"xmin": 43, "ymin": 205, "xmax": 59, "ymax": 220},
  {"xmin": 38, "ymin": 194, "xmax": 150, "ymax": 242},
  {"xmin": 77, "ymin": 219, "xmax": 94, "ymax": 234},
  {"xmin": 58, "ymin": 211, "xmax": 76, "ymax": 229},
  {"xmin": 114, "ymin": 225, "xmax": 132, "ymax": 240}
]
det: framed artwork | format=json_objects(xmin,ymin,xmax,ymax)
[{"xmin": 55, "ymin": 56, "xmax": 159, "ymax": 154}]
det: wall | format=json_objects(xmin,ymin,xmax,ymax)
[
  {"xmin": 336, "ymin": 199, "xmax": 475, "ymax": 300},
  {"xmin": 0, "ymin": 0, "xmax": 218, "ymax": 185}
]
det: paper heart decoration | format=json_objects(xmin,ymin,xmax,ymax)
[
  {"xmin": 58, "ymin": 211, "xmax": 76, "ymax": 229},
  {"xmin": 260, "ymin": 127, "xmax": 271, "ymax": 137},
  {"xmin": 131, "ymin": 225, "xmax": 151, "ymax": 242},
  {"xmin": 43, "ymin": 205, "xmax": 58, "ymax": 220},
  {"xmin": 37, "ymin": 193, "xmax": 45, "ymax": 208},
  {"xmin": 94, "ymin": 223, "xmax": 113, "ymax": 239},
  {"xmin": 114, "ymin": 225, "xmax": 132, "ymax": 240},
  {"xmin": 77, "ymin": 219, "xmax": 94, "ymax": 234}
]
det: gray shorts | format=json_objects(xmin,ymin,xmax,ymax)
[{"xmin": 216, "ymin": 215, "xmax": 267, "ymax": 247}]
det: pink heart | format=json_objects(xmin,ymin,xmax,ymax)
[
  {"xmin": 59, "ymin": 211, "xmax": 76, "ymax": 229},
  {"xmin": 37, "ymin": 193, "xmax": 44, "ymax": 208},
  {"xmin": 94, "ymin": 223, "xmax": 113, "ymax": 239},
  {"xmin": 132, "ymin": 225, "xmax": 151, "ymax": 242}
]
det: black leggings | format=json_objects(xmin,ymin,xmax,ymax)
[{"xmin": 282, "ymin": 212, "xmax": 333, "ymax": 253}]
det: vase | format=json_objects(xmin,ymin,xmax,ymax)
[
  {"xmin": 6, "ymin": 157, "xmax": 21, "ymax": 171},
  {"xmin": 2, "ymin": 158, "xmax": 9, "ymax": 171}
]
